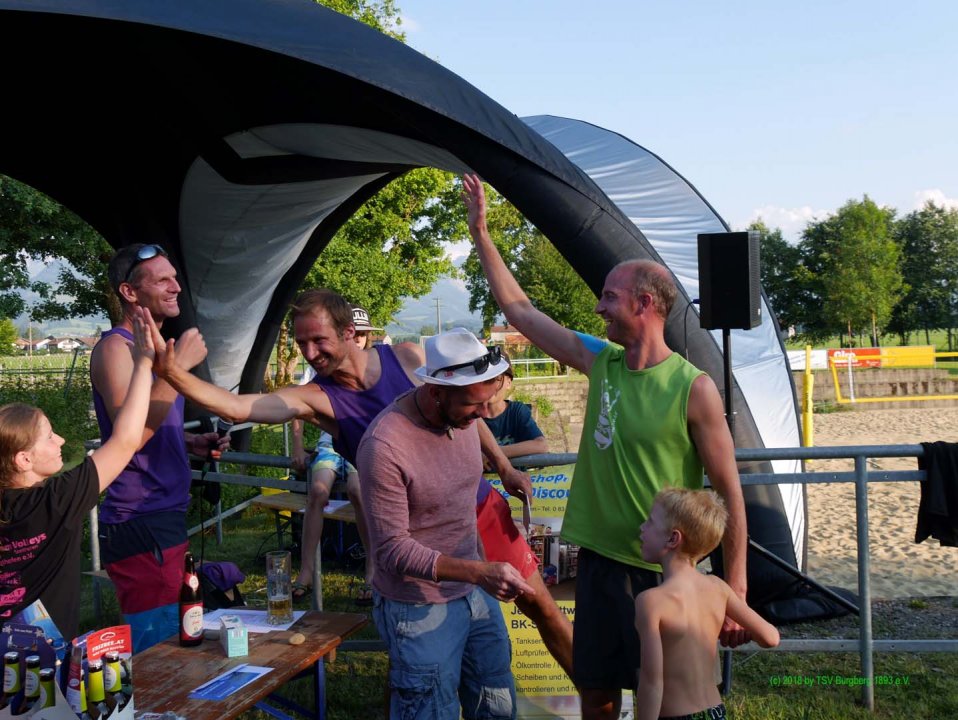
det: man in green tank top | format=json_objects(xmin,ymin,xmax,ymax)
[{"xmin": 462, "ymin": 174, "xmax": 749, "ymax": 720}]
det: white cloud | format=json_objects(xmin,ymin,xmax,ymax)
[
  {"xmin": 912, "ymin": 189, "xmax": 958, "ymax": 211},
  {"xmin": 26, "ymin": 258, "xmax": 48, "ymax": 279},
  {"xmin": 736, "ymin": 205, "xmax": 827, "ymax": 244},
  {"xmin": 396, "ymin": 14, "xmax": 420, "ymax": 34},
  {"xmin": 445, "ymin": 239, "xmax": 471, "ymax": 264}
]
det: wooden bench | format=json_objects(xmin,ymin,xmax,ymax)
[{"xmin": 251, "ymin": 492, "xmax": 356, "ymax": 550}]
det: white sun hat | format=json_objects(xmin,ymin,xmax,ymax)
[{"xmin": 414, "ymin": 327, "xmax": 507, "ymax": 386}]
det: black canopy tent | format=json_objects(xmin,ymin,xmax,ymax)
[{"xmin": 0, "ymin": 0, "xmax": 821, "ymax": 617}]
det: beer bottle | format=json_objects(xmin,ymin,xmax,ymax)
[
  {"xmin": 38, "ymin": 668, "xmax": 57, "ymax": 709},
  {"xmin": 118, "ymin": 657, "xmax": 132, "ymax": 700},
  {"xmin": 87, "ymin": 660, "xmax": 113, "ymax": 719},
  {"xmin": 102, "ymin": 652, "xmax": 127, "ymax": 710},
  {"xmin": 20, "ymin": 655, "xmax": 41, "ymax": 714},
  {"xmin": 179, "ymin": 552, "xmax": 204, "ymax": 646},
  {"xmin": 78, "ymin": 678, "xmax": 93, "ymax": 720},
  {"xmin": 1, "ymin": 650, "xmax": 21, "ymax": 711}
]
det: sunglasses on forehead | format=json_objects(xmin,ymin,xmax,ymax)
[
  {"xmin": 123, "ymin": 244, "xmax": 168, "ymax": 283},
  {"xmin": 430, "ymin": 346, "xmax": 503, "ymax": 378}
]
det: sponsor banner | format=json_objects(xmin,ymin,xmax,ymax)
[
  {"xmin": 787, "ymin": 349, "xmax": 828, "ymax": 370},
  {"xmin": 827, "ymin": 347, "xmax": 881, "ymax": 369},
  {"xmin": 486, "ymin": 464, "xmax": 575, "ymax": 531},
  {"xmin": 882, "ymin": 345, "xmax": 935, "ymax": 367},
  {"xmin": 486, "ymin": 466, "xmax": 582, "ymax": 718},
  {"xmin": 827, "ymin": 346, "xmax": 936, "ymax": 369}
]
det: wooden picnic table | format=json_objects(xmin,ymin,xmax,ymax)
[{"xmin": 133, "ymin": 611, "xmax": 367, "ymax": 720}]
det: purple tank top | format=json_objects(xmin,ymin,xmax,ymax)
[
  {"xmin": 91, "ymin": 327, "xmax": 192, "ymax": 523},
  {"xmin": 314, "ymin": 345, "xmax": 415, "ymax": 466}
]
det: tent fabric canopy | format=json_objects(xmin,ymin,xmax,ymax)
[{"xmin": 0, "ymin": 0, "xmax": 809, "ymax": 609}]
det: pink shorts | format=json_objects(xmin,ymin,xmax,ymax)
[{"xmin": 476, "ymin": 490, "xmax": 539, "ymax": 579}]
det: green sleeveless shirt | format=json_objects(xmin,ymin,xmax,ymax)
[{"xmin": 561, "ymin": 347, "xmax": 705, "ymax": 570}]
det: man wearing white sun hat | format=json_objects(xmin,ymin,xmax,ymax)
[{"xmin": 358, "ymin": 327, "xmax": 533, "ymax": 720}]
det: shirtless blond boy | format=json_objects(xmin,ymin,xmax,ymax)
[{"xmin": 635, "ymin": 489, "xmax": 780, "ymax": 720}]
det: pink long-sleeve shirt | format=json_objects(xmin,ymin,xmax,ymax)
[{"xmin": 358, "ymin": 398, "xmax": 482, "ymax": 604}]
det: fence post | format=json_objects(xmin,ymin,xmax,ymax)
[
  {"xmin": 854, "ymin": 454, "xmax": 875, "ymax": 711},
  {"xmin": 847, "ymin": 354, "xmax": 856, "ymax": 403},
  {"xmin": 802, "ymin": 345, "xmax": 814, "ymax": 447}
]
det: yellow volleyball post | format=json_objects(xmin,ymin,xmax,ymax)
[{"xmin": 802, "ymin": 344, "xmax": 814, "ymax": 447}]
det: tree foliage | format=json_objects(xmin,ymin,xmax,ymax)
[
  {"xmin": 462, "ymin": 181, "xmax": 604, "ymax": 337},
  {"xmin": 0, "ymin": 175, "xmax": 116, "ymax": 323},
  {"xmin": 0, "ymin": 317, "xmax": 18, "ymax": 354},
  {"xmin": 750, "ymin": 219, "xmax": 804, "ymax": 331},
  {"xmin": 797, "ymin": 197, "xmax": 902, "ymax": 343},
  {"xmin": 888, "ymin": 202, "xmax": 958, "ymax": 345},
  {"xmin": 317, "ymin": 0, "xmax": 404, "ymax": 39}
]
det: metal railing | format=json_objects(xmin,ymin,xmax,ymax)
[
  {"xmin": 86, "ymin": 441, "xmax": 955, "ymax": 712},
  {"xmin": 509, "ymin": 357, "xmax": 567, "ymax": 379}
]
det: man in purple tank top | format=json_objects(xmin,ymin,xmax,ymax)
[
  {"xmin": 149, "ymin": 288, "xmax": 574, "ymax": 679},
  {"xmin": 90, "ymin": 244, "xmax": 226, "ymax": 651}
]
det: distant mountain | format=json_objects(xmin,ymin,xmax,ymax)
[
  {"xmin": 14, "ymin": 260, "xmax": 107, "ymax": 336},
  {"xmin": 15, "ymin": 259, "xmax": 483, "ymax": 340},
  {"xmin": 387, "ymin": 276, "xmax": 483, "ymax": 337}
]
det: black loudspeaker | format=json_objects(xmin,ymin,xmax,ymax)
[{"xmin": 697, "ymin": 231, "xmax": 762, "ymax": 330}]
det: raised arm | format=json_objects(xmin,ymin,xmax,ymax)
[
  {"xmin": 687, "ymin": 374, "xmax": 750, "ymax": 646},
  {"xmin": 91, "ymin": 309, "xmax": 157, "ymax": 490},
  {"xmin": 462, "ymin": 174, "xmax": 595, "ymax": 375},
  {"xmin": 145, "ymin": 311, "xmax": 333, "ymax": 430}
]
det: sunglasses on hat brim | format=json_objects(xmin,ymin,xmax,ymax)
[{"xmin": 430, "ymin": 346, "xmax": 503, "ymax": 378}]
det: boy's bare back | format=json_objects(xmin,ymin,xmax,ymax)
[{"xmin": 636, "ymin": 571, "xmax": 728, "ymax": 717}]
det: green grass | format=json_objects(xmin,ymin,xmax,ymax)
[
  {"xmin": 0, "ymin": 352, "xmax": 88, "ymax": 370},
  {"xmin": 785, "ymin": 328, "xmax": 958, "ymax": 352},
  {"xmin": 727, "ymin": 651, "xmax": 958, "ymax": 719}
]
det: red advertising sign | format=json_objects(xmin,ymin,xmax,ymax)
[{"xmin": 827, "ymin": 347, "xmax": 881, "ymax": 369}]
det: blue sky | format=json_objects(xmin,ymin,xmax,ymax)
[{"xmin": 397, "ymin": 0, "xmax": 957, "ymax": 245}]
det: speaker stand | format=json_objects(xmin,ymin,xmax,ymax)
[
  {"xmin": 719, "ymin": 327, "xmax": 734, "ymax": 695},
  {"xmin": 723, "ymin": 328, "xmax": 735, "ymax": 437}
]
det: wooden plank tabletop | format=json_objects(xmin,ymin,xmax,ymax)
[
  {"xmin": 252, "ymin": 492, "xmax": 308, "ymax": 513},
  {"xmin": 252, "ymin": 493, "xmax": 357, "ymax": 524},
  {"xmin": 134, "ymin": 611, "xmax": 367, "ymax": 720}
]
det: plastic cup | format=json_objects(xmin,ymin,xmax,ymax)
[{"xmin": 265, "ymin": 550, "xmax": 293, "ymax": 625}]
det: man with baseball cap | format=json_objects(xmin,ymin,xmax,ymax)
[
  {"xmin": 349, "ymin": 304, "xmax": 382, "ymax": 345},
  {"xmin": 359, "ymin": 327, "xmax": 532, "ymax": 720}
]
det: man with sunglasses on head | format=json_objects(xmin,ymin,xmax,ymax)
[
  {"xmin": 147, "ymin": 288, "xmax": 574, "ymax": 678},
  {"xmin": 461, "ymin": 174, "xmax": 750, "ymax": 720},
  {"xmin": 358, "ymin": 328, "xmax": 532, "ymax": 720},
  {"xmin": 90, "ymin": 244, "xmax": 227, "ymax": 651}
]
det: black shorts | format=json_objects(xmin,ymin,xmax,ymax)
[
  {"xmin": 661, "ymin": 703, "xmax": 726, "ymax": 720},
  {"xmin": 572, "ymin": 547, "xmax": 660, "ymax": 690}
]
